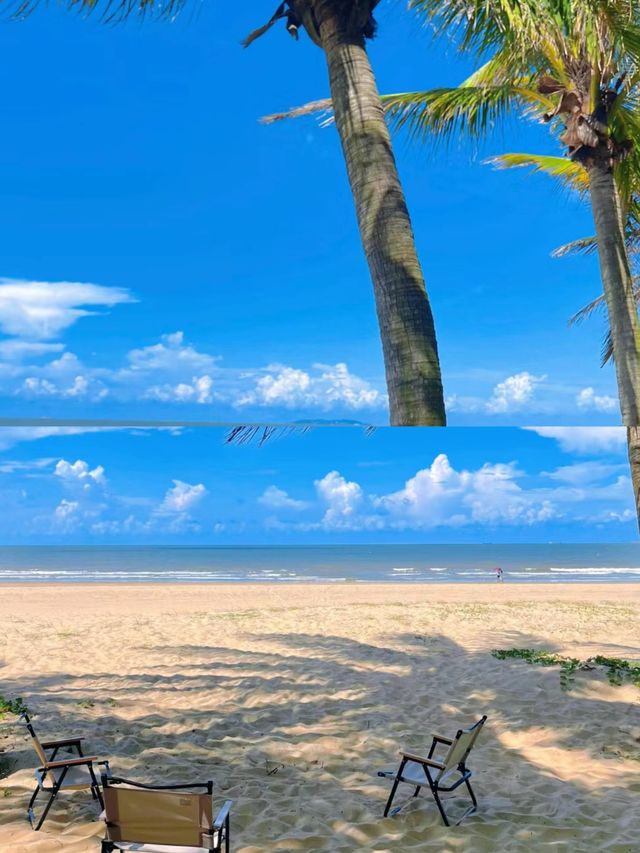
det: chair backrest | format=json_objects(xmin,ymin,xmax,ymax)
[
  {"xmin": 437, "ymin": 716, "xmax": 487, "ymax": 781},
  {"xmin": 103, "ymin": 780, "xmax": 214, "ymax": 848},
  {"xmin": 20, "ymin": 713, "xmax": 48, "ymax": 766}
]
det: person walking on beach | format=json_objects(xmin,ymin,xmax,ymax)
[{"xmin": 495, "ymin": 566, "xmax": 504, "ymax": 582}]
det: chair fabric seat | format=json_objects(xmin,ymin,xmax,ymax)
[
  {"xmin": 108, "ymin": 842, "xmax": 217, "ymax": 853},
  {"xmin": 36, "ymin": 766, "xmax": 94, "ymax": 790},
  {"xmin": 398, "ymin": 761, "xmax": 429, "ymax": 786}
]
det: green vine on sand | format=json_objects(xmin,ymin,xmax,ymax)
[
  {"xmin": 0, "ymin": 697, "xmax": 28, "ymax": 720},
  {"xmin": 491, "ymin": 649, "xmax": 640, "ymax": 692}
]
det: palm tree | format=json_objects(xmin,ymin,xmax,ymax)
[
  {"xmin": 482, "ymin": 152, "xmax": 640, "ymax": 527},
  {"xmin": 383, "ymin": 0, "xmax": 640, "ymax": 427},
  {"xmin": 8, "ymin": 1, "xmax": 446, "ymax": 426},
  {"xmin": 374, "ymin": 0, "xmax": 640, "ymax": 529},
  {"xmin": 242, "ymin": 2, "xmax": 446, "ymax": 425}
]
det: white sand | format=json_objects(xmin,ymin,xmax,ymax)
[{"xmin": 0, "ymin": 583, "xmax": 639, "ymax": 852}]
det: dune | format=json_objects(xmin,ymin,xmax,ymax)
[{"xmin": 0, "ymin": 582, "xmax": 639, "ymax": 852}]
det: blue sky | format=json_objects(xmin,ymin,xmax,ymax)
[
  {"xmin": 0, "ymin": 2, "xmax": 625, "ymax": 425},
  {"xmin": 0, "ymin": 426, "xmax": 634, "ymax": 543}
]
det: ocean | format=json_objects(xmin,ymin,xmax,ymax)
[{"xmin": 0, "ymin": 544, "xmax": 638, "ymax": 583}]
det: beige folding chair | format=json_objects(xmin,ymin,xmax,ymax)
[
  {"xmin": 379, "ymin": 715, "xmax": 487, "ymax": 826},
  {"xmin": 101, "ymin": 774, "xmax": 232, "ymax": 853},
  {"xmin": 20, "ymin": 711, "xmax": 110, "ymax": 831}
]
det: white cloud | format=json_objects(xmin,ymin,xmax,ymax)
[
  {"xmin": 0, "ymin": 340, "xmax": 64, "ymax": 360},
  {"xmin": 237, "ymin": 362, "xmax": 384, "ymax": 410},
  {"xmin": 526, "ymin": 427, "xmax": 627, "ymax": 454},
  {"xmin": 125, "ymin": 331, "xmax": 218, "ymax": 375},
  {"xmin": 53, "ymin": 499, "xmax": 80, "ymax": 531},
  {"xmin": 0, "ymin": 279, "xmax": 135, "ymax": 340},
  {"xmin": 20, "ymin": 373, "xmax": 107, "ymax": 400},
  {"xmin": 576, "ymin": 387, "xmax": 618, "ymax": 413},
  {"xmin": 145, "ymin": 374, "xmax": 214, "ymax": 404},
  {"xmin": 0, "ymin": 458, "xmax": 55, "ymax": 474},
  {"xmin": 0, "ymin": 427, "xmax": 129, "ymax": 451},
  {"xmin": 266, "ymin": 452, "xmax": 632, "ymax": 532},
  {"xmin": 158, "ymin": 480, "xmax": 207, "ymax": 514},
  {"xmin": 544, "ymin": 461, "xmax": 626, "ymax": 486},
  {"xmin": 258, "ymin": 485, "xmax": 309, "ymax": 510},
  {"xmin": 486, "ymin": 372, "xmax": 545, "ymax": 413},
  {"xmin": 54, "ymin": 458, "xmax": 106, "ymax": 486},
  {"xmin": 315, "ymin": 470, "xmax": 365, "ymax": 528},
  {"xmin": 376, "ymin": 454, "xmax": 555, "ymax": 527}
]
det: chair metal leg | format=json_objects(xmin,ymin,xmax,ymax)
[
  {"xmin": 431, "ymin": 785, "xmax": 451, "ymax": 827},
  {"xmin": 383, "ymin": 775, "xmax": 402, "ymax": 817},
  {"xmin": 88, "ymin": 763, "xmax": 104, "ymax": 810},
  {"xmin": 27, "ymin": 784, "xmax": 41, "ymax": 828},
  {"xmin": 413, "ymin": 785, "xmax": 421, "ymax": 798},
  {"xmin": 32, "ymin": 766, "xmax": 68, "ymax": 831},
  {"xmin": 32, "ymin": 787, "xmax": 58, "ymax": 831},
  {"xmin": 465, "ymin": 779, "xmax": 478, "ymax": 812}
]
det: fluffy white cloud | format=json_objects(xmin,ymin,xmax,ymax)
[
  {"xmin": 0, "ymin": 279, "xmax": 135, "ymax": 340},
  {"xmin": 52, "ymin": 499, "xmax": 81, "ymax": 531},
  {"xmin": 125, "ymin": 331, "xmax": 218, "ymax": 375},
  {"xmin": 20, "ymin": 374, "xmax": 107, "ymax": 400},
  {"xmin": 576, "ymin": 387, "xmax": 618, "ymax": 413},
  {"xmin": 158, "ymin": 480, "xmax": 207, "ymax": 514},
  {"xmin": 258, "ymin": 485, "xmax": 308, "ymax": 510},
  {"xmin": 315, "ymin": 471, "xmax": 364, "ymax": 527},
  {"xmin": 486, "ymin": 372, "xmax": 545, "ymax": 413},
  {"xmin": 237, "ymin": 362, "xmax": 384, "ymax": 410},
  {"xmin": 55, "ymin": 458, "xmax": 106, "ymax": 486},
  {"xmin": 145, "ymin": 374, "xmax": 214, "ymax": 404},
  {"xmin": 376, "ymin": 454, "xmax": 554, "ymax": 527},
  {"xmin": 526, "ymin": 427, "xmax": 627, "ymax": 454},
  {"xmin": 266, "ymin": 453, "xmax": 633, "ymax": 532}
]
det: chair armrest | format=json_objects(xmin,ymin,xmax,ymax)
[
  {"xmin": 431, "ymin": 734, "xmax": 453, "ymax": 746},
  {"xmin": 42, "ymin": 756, "xmax": 98, "ymax": 769},
  {"xmin": 41, "ymin": 737, "xmax": 84, "ymax": 748},
  {"xmin": 213, "ymin": 800, "xmax": 233, "ymax": 829},
  {"xmin": 400, "ymin": 751, "xmax": 445, "ymax": 770}
]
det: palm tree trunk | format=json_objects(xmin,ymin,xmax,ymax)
[
  {"xmin": 312, "ymin": 1, "xmax": 446, "ymax": 425},
  {"xmin": 628, "ymin": 426, "xmax": 640, "ymax": 532},
  {"xmin": 587, "ymin": 158, "xmax": 640, "ymax": 425},
  {"xmin": 586, "ymin": 159, "xmax": 640, "ymax": 532}
]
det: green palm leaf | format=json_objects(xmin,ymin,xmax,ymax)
[{"xmin": 486, "ymin": 152, "xmax": 589, "ymax": 191}]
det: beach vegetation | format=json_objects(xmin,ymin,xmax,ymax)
[
  {"xmin": 0, "ymin": 696, "xmax": 28, "ymax": 720},
  {"xmin": 492, "ymin": 648, "xmax": 640, "ymax": 690}
]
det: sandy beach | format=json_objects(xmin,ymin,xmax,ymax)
[{"xmin": 1, "ymin": 582, "xmax": 639, "ymax": 852}]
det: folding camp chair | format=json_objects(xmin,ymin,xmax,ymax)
[
  {"xmin": 19, "ymin": 711, "xmax": 110, "ymax": 831},
  {"xmin": 101, "ymin": 774, "xmax": 232, "ymax": 853},
  {"xmin": 380, "ymin": 715, "xmax": 487, "ymax": 826}
]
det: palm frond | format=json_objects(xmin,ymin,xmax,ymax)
[
  {"xmin": 225, "ymin": 424, "xmax": 377, "ymax": 445},
  {"xmin": 4, "ymin": 0, "xmax": 188, "ymax": 21},
  {"xmin": 552, "ymin": 235, "xmax": 599, "ymax": 257},
  {"xmin": 487, "ymin": 152, "xmax": 589, "ymax": 191},
  {"xmin": 570, "ymin": 282, "xmax": 640, "ymax": 364},
  {"xmin": 261, "ymin": 99, "xmax": 333, "ymax": 125},
  {"xmin": 241, "ymin": 3, "xmax": 287, "ymax": 49},
  {"xmin": 569, "ymin": 293, "xmax": 608, "ymax": 325},
  {"xmin": 225, "ymin": 425, "xmax": 311, "ymax": 446},
  {"xmin": 384, "ymin": 84, "xmax": 539, "ymax": 145}
]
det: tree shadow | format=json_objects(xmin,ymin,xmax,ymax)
[{"xmin": 1, "ymin": 629, "xmax": 639, "ymax": 851}]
